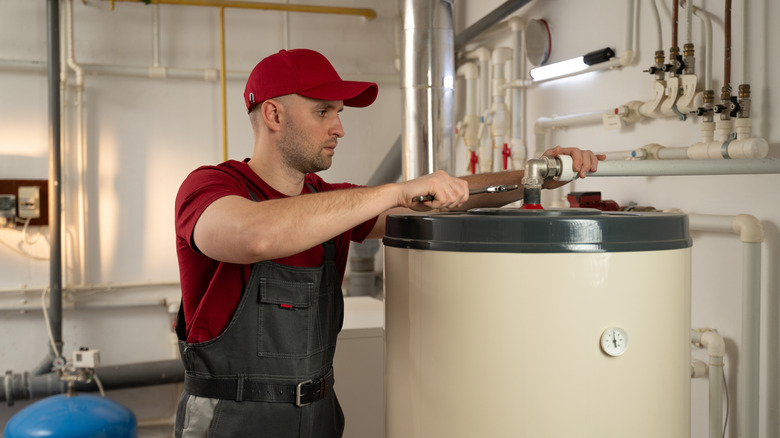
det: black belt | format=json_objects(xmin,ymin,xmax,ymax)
[{"xmin": 184, "ymin": 368, "xmax": 334, "ymax": 407}]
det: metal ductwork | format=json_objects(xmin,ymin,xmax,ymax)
[{"xmin": 401, "ymin": 0, "xmax": 455, "ymax": 180}]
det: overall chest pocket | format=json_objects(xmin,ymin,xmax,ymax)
[{"xmin": 257, "ymin": 277, "xmax": 314, "ymax": 358}]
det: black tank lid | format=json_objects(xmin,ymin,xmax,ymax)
[{"xmin": 383, "ymin": 208, "xmax": 692, "ymax": 253}]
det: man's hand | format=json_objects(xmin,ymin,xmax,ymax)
[
  {"xmin": 542, "ymin": 146, "xmax": 606, "ymax": 189},
  {"xmin": 397, "ymin": 170, "xmax": 470, "ymax": 210}
]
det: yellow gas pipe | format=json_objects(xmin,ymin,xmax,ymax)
[{"xmin": 103, "ymin": 0, "xmax": 376, "ymax": 20}]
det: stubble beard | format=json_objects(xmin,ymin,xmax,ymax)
[{"xmin": 279, "ymin": 119, "xmax": 333, "ymax": 175}]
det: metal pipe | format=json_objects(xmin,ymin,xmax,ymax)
[
  {"xmin": 1, "ymin": 360, "xmax": 185, "ymax": 404},
  {"xmin": 101, "ymin": 0, "xmax": 376, "ymax": 19},
  {"xmin": 453, "ymin": 0, "xmax": 532, "ymax": 52},
  {"xmin": 46, "ymin": 0, "xmax": 64, "ymax": 364},
  {"xmin": 73, "ymin": 359, "xmax": 185, "ymax": 392},
  {"xmin": 401, "ymin": 0, "xmax": 455, "ymax": 180}
]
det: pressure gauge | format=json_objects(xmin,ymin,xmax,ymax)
[{"xmin": 600, "ymin": 327, "xmax": 629, "ymax": 356}]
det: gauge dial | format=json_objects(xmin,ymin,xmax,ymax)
[{"xmin": 600, "ymin": 327, "xmax": 629, "ymax": 356}]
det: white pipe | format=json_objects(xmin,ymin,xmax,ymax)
[
  {"xmin": 508, "ymin": 17, "xmax": 525, "ymax": 169},
  {"xmin": 456, "ymin": 62, "xmax": 479, "ymax": 151},
  {"xmin": 537, "ymin": 110, "xmax": 612, "ymax": 130},
  {"xmin": 688, "ymin": 213, "xmax": 764, "ymax": 438},
  {"xmin": 464, "ymin": 47, "xmax": 491, "ymax": 120},
  {"xmin": 650, "ymin": 0, "xmax": 664, "ymax": 51},
  {"xmin": 0, "ymin": 280, "xmax": 181, "ymax": 296},
  {"xmin": 625, "ymin": 0, "xmax": 636, "ymax": 52},
  {"xmin": 691, "ymin": 358, "xmax": 708, "ymax": 378},
  {"xmin": 488, "ymin": 47, "xmax": 512, "ymax": 172},
  {"xmin": 692, "ymin": 5, "xmax": 714, "ymax": 88},
  {"xmin": 66, "ymin": 0, "xmax": 87, "ymax": 287},
  {"xmin": 610, "ymin": 130, "xmax": 768, "ymax": 161},
  {"xmin": 0, "ymin": 58, "xmax": 399, "ymax": 85},
  {"xmin": 692, "ymin": 329, "xmax": 726, "ymax": 438},
  {"xmin": 685, "ymin": 0, "xmax": 693, "ymax": 45},
  {"xmin": 585, "ymin": 158, "xmax": 780, "ymax": 176}
]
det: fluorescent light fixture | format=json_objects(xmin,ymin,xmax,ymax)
[
  {"xmin": 529, "ymin": 56, "xmax": 587, "ymax": 81},
  {"xmin": 529, "ymin": 47, "xmax": 615, "ymax": 82}
]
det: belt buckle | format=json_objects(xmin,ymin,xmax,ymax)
[{"xmin": 295, "ymin": 379, "xmax": 313, "ymax": 407}]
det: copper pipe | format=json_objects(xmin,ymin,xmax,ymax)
[{"xmin": 102, "ymin": 0, "xmax": 376, "ymax": 20}]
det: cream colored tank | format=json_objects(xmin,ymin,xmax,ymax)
[{"xmin": 383, "ymin": 209, "xmax": 692, "ymax": 438}]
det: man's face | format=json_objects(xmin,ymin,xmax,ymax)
[{"xmin": 277, "ymin": 94, "xmax": 345, "ymax": 174}]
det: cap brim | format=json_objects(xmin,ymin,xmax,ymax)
[{"xmin": 298, "ymin": 80, "xmax": 378, "ymax": 108}]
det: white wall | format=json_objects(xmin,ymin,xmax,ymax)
[
  {"xmin": 0, "ymin": 0, "xmax": 399, "ymax": 435},
  {"xmin": 0, "ymin": 0, "xmax": 778, "ymax": 437}
]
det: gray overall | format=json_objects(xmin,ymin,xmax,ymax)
[{"xmin": 175, "ymin": 186, "xmax": 345, "ymax": 438}]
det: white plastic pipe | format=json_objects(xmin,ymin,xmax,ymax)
[
  {"xmin": 692, "ymin": 4, "xmax": 714, "ymax": 88},
  {"xmin": 650, "ymin": 0, "xmax": 663, "ymax": 51},
  {"xmin": 66, "ymin": 0, "xmax": 87, "ymax": 287},
  {"xmin": 508, "ymin": 17, "xmax": 525, "ymax": 169},
  {"xmin": 489, "ymin": 47, "xmax": 512, "ymax": 171},
  {"xmin": 585, "ymin": 158, "xmax": 780, "ymax": 176},
  {"xmin": 464, "ymin": 47, "xmax": 491, "ymax": 119},
  {"xmin": 456, "ymin": 62, "xmax": 480, "ymax": 151},
  {"xmin": 692, "ymin": 329, "xmax": 726, "ymax": 438},
  {"xmin": 688, "ymin": 214, "xmax": 764, "ymax": 438}
]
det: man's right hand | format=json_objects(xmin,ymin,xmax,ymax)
[{"xmin": 396, "ymin": 170, "xmax": 470, "ymax": 210}]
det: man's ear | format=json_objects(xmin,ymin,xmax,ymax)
[{"xmin": 261, "ymin": 99, "xmax": 283, "ymax": 132}]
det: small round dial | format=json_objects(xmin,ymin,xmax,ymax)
[{"xmin": 600, "ymin": 327, "xmax": 629, "ymax": 356}]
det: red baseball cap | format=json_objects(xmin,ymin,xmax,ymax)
[{"xmin": 244, "ymin": 49, "xmax": 378, "ymax": 113}]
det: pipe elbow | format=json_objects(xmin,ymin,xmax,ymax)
[
  {"xmin": 457, "ymin": 62, "xmax": 478, "ymax": 80},
  {"xmin": 619, "ymin": 50, "xmax": 635, "ymax": 66},
  {"xmin": 467, "ymin": 47, "xmax": 491, "ymax": 62},
  {"xmin": 491, "ymin": 47, "xmax": 513, "ymax": 65},
  {"xmin": 733, "ymin": 214, "xmax": 764, "ymax": 243},
  {"xmin": 508, "ymin": 16, "xmax": 525, "ymax": 32},
  {"xmin": 700, "ymin": 330, "xmax": 726, "ymax": 357},
  {"xmin": 691, "ymin": 359, "xmax": 709, "ymax": 378}
]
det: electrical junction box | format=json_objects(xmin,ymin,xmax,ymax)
[
  {"xmin": 17, "ymin": 185, "xmax": 40, "ymax": 219},
  {"xmin": 0, "ymin": 194, "xmax": 15, "ymax": 225},
  {"xmin": 0, "ymin": 179, "xmax": 48, "ymax": 226},
  {"xmin": 73, "ymin": 348, "xmax": 101, "ymax": 369}
]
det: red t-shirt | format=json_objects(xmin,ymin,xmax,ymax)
[{"xmin": 175, "ymin": 159, "xmax": 378, "ymax": 343}]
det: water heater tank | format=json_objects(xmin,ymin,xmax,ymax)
[{"xmin": 383, "ymin": 209, "xmax": 692, "ymax": 438}]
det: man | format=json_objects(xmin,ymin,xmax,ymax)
[{"xmin": 174, "ymin": 48, "xmax": 602, "ymax": 437}]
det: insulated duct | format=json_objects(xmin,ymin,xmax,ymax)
[{"xmin": 401, "ymin": 0, "xmax": 455, "ymax": 180}]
